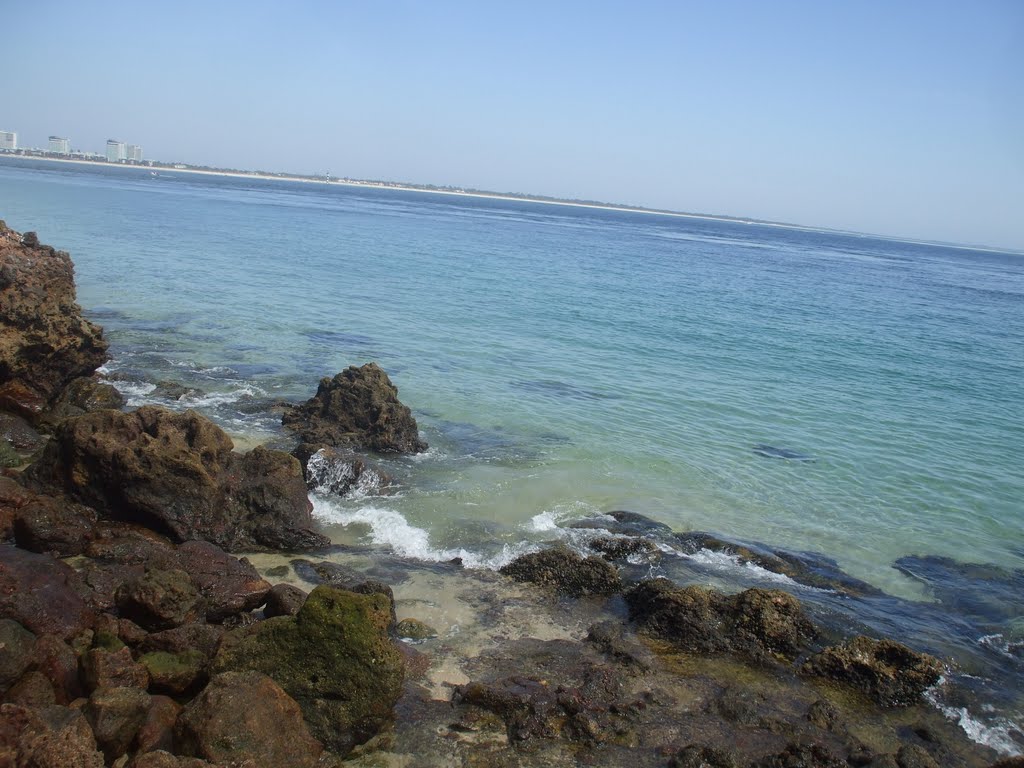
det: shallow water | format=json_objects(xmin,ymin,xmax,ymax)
[{"xmin": 1, "ymin": 157, "xmax": 1022, "ymax": 752}]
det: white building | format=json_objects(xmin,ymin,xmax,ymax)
[
  {"xmin": 106, "ymin": 139, "xmax": 127, "ymax": 162},
  {"xmin": 0, "ymin": 131, "xmax": 16, "ymax": 151},
  {"xmin": 126, "ymin": 144, "xmax": 143, "ymax": 162},
  {"xmin": 48, "ymin": 136, "xmax": 71, "ymax": 154}
]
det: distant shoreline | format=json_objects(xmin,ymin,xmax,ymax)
[{"xmin": 2, "ymin": 153, "xmax": 1019, "ymax": 255}]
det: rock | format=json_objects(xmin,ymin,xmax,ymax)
[
  {"xmin": 129, "ymin": 750, "xmax": 215, "ymax": 768},
  {"xmin": 139, "ymin": 651, "xmax": 206, "ymax": 696},
  {"xmin": 584, "ymin": 621, "xmax": 653, "ymax": 671},
  {"xmin": 0, "ymin": 619, "xmax": 36, "ymax": 690},
  {"xmin": 0, "ymin": 545, "xmax": 95, "ymax": 639},
  {"xmin": 12, "ymin": 492, "xmax": 98, "ymax": 557},
  {"xmin": 133, "ymin": 695, "xmax": 180, "ymax": 755},
  {"xmin": 895, "ymin": 744, "xmax": 940, "ymax": 768},
  {"xmin": 140, "ymin": 624, "xmax": 223, "ymax": 662},
  {"xmin": 29, "ymin": 635, "xmax": 82, "ymax": 704},
  {"xmin": 281, "ymin": 363, "xmax": 426, "ymax": 453},
  {"xmin": 3, "ymin": 671, "xmax": 56, "ymax": 706},
  {"xmin": 499, "ymin": 546, "xmax": 623, "ymax": 598},
  {"xmin": 263, "ymin": 583, "xmax": 307, "ymax": 618},
  {"xmin": 802, "ymin": 636, "xmax": 943, "ymax": 707},
  {"xmin": 213, "ymin": 585, "xmax": 404, "ymax": 756},
  {"xmin": 175, "ymin": 671, "xmax": 322, "ymax": 768},
  {"xmin": 115, "ymin": 568, "xmax": 202, "ymax": 631},
  {"xmin": 25, "ymin": 406, "xmax": 327, "ymax": 551},
  {"xmin": 752, "ymin": 742, "xmax": 847, "ymax": 767},
  {"xmin": 174, "ymin": 541, "xmax": 272, "ymax": 623},
  {"xmin": 296, "ymin": 445, "xmax": 391, "ymax": 496},
  {"xmin": 1, "ymin": 703, "xmax": 106, "ymax": 767},
  {"xmin": 453, "ymin": 677, "xmax": 561, "ymax": 743},
  {"xmin": 669, "ymin": 745, "xmax": 740, "ymax": 768},
  {"xmin": 0, "ymin": 412, "xmax": 45, "ymax": 455},
  {"xmin": 568, "ymin": 509, "xmax": 673, "ymax": 537},
  {"xmin": 84, "ymin": 686, "xmax": 151, "ymax": 762},
  {"xmin": 395, "ymin": 618, "xmax": 437, "ymax": 641},
  {"xmin": 150, "ymin": 381, "xmax": 197, "ymax": 402},
  {"xmin": 625, "ymin": 579, "xmax": 817, "ymax": 663},
  {"xmin": 588, "ymin": 535, "xmax": 660, "ymax": 562},
  {"xmin": 81, "ymin": 646, "xmax": 149, "ymax": 692},
  {"xmin": 40, "ymin": 376, "xmax": 125, "ymax": 427},
  {"xmin": 0, "ymin": 227, "xmax": 108, "ymax": 423}
]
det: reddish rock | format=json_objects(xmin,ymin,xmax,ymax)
[
  {"xmin": 3, "ymin": 670, "xmax": 56, "ymax": 707},
  {"xmin": 12, "ymin": 493, "xmax": 98, "ymax": 557},
  {"xmin": 0, "ymin": 619, "xmax": 36, "ymax": 690},
  {"xmin": 173, "ymin": 541, "xmax": 271, "ymax": 623},
  {"xmin": 0, "ymin": 702, "xmax": 105, "ymax": 767},
  {"xmin": 81, "ymin": 646, "xmax": 149, "ymax": 692},
  {"xmin": 133, "ymin": 695, "xmax": 180, "ymax": 755},
  {"xmin": 84, "ymin": 686, "xmax": 152, "ymax": 762},
  {"xmin": 175, "ymin": 671, "xmax": 323, "ymax": 768},
  {"xmin": 263, "ymin": 583, "xmax": 307, "ymax": 618},
  {"xmin": 129, "ymin": 750, "xmax": 216, "ymax": 768},
  {"xmin": 29, "ymin": 635, "xmax": 82, "ymax": 704},
  {"xmin": 0, "ymin": 226, "xmax": 108, "ymax": 422},
  {"xmin": 139, "ymin": 651, "xmax": 206, "ymax": 696},
  {"xmin": 115, "ymin": 568, "xmax": 202, "ymax": 631},
  {"xmin": 0, "ymin": 545, "xmax": 95, "ymax": 639},
  {"xmin": 140, "ymin": 624, "xmax": 223, "ymax": 662}
]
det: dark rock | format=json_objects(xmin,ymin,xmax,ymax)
[
  {"xmin": 752, "ymin": 742, "xmax": 847, "ymax": 767},
  {"xmin": 29, "ymin": 635, "xmax": 82, "ymax": 704},
  {"xmin": 568, "ymin": 509, "xmax": 674, "ymax": 537},
  {"xmin": 499, "ymin": 546, "xmax": 623, "ymax": 598},
  {"xmin": 625, "ymin": 579, "xmax": 816, "ymax": 663},
  {"xmin": 0, "ymin": 227, "xmax": 108, "ymax": 423},
  {"xmin": 0, "ymin": 545, "xmax": 95, "ymax": 639},
  {"xmin": 133, "ymin": 695, "xmax": 180, "ymax": 755},
  {"xmin": 139, "ymin": 651, "xmax": 206, "ymax": 696},
  {"xmin": 395, "ymin": 617, "xmax": 437, "ymax": 641},
  {"xmin": 894, "ymin": 555, "xmax": 1024, "ymax": 626},
  {"xmin": 3, "ymin": 671, "xmax": 55, "ymax": 706},
  {"xmin": 129, "ymin": 751, "xmax": 216, "ymax": 768},
  {"xmin": 669, "ymin": 745, "xmax": 741, "ymax": 768},
  {"xmin": 802, "ymin": 636, "xmax": 943, "ymax": 707},
  {"xmin": 150, "ymin": 380, "xmax": 198, "ymax": 402},
  {"xmin": 212, "ymin": 585, "xmax": 404, "ymax": 756},
  {"xmin": 711, "ymin": 684, "xmax": 767, "ymax": 727},
  {"xmin": 290, "ymin": 557, "xmax": 361, "ymax": 587},
  {"xmin": 297, "ymin": 445, "xmax": 391, "ymax": 496},
  {"xmin": 895, "ymin": 744, "xmax": 940, "ymax": 768},
  {"xmin": 0, "ymin": 702, "xmax": 105, "ymax": 767},
  {"xmin": 584, "ymin": 621, "xmax": 653, "ymax": 671},
  {"xmin": 171, "ymin": 542, "xmax": 272, "ymax": 623},
  {"xmin": 141, "ymin": 624, "xmax": 224, "ymax": 661},
  {"xmin": 175, "ymin": 670, "xmax": 323, "ymax": 768},
  {"xmin": 40, "ymin": 375, "xmax": 125, "ymax": 427},
  {"xmin": 81, "ymin": 646, "xmax": 149, "ymax": 692},
  {"xmin": 115, "ymin": 568, "xmax": 202, "ymax": 631},
  {"xmin": 84, "ymin": 685, "xmax": 151, "ymax": 762},
  {"xmin": 453, "ymin": 678, "xmax": 559, "ymax": 743},
  {"xmin": 12, "ymin": 492, "xmax": 98, "ymax": 557},
  {"xmin": 0, "ymin": 412, "xmax": 45, "ymax": 454},
  {"xmin": 0, "ymin": 619, "xmax": 36, "ymax": 690},
  {"xmin": 806, "ymin": 698, "xmax": 840, "ymax": 730},
  {"xmin": 24, "ymin": 406, "xmax": 328, "ymax": 551},
  {"xmin": 282, "ymin": 363, "xmax": 426, "ymax": 453},
  {"xmin": 588, "ymin": 535, "xmax": 659, "ymax": 562},
  {"xmin": 263, "ymin": 583, "xmax": 307, "ymax": 618}
]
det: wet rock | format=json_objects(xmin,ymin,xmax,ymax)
[
  {"xmin": 12, "ymin": 492, "xmax": 98, "ymax": 557},
  {"xmin": 263, "ymin": 583, "xmax": 307, "ymax": 618},
  {"xmin": 0, "ymin": 702, "xmax": 105, "ymax": 767},
  {"xmin": 115, "ymin": 568, "xmax": 202, "ymax": 631},
  {"xmin": 584, "ymin": 621, "xmax": 653, "ymax": 671},
  {"xmin": 711, "ymin": 684, "xmax": 768, "ymax": 727},
  {"xmin": 805, "ymin": 698, "xmax": 840, "ymax": 730},
  {"xmin": 395, "ymin": 617, "xmax": 437, "ymax": 641},
  {"xmin": 0, "ymin": 227, "xmax": 108, "ymax": 423},
  {"xmin": 40, "ymin": 375, "xmax": 125, "ymax": 427},
  {"xmin": 0, "ymin": 412, "xmax": 45, "ymax": 455},
  {"xmin": 453, "ymin": 678, "xmax": 559, "ymax": 743},
  {"xmin": 295, "ymin": 444, "xmax": 391, "ymax": 497},
  {"xmin": 588, "ymin": 535, "xmax": 660, "ymax": 562},
  {"xmin": 0, "ymin": 619, "xmax": 36, "ymax": 690},
  {"xmin": 0, "ymin": 545, "xmax": 95, "ymax": 639},
  {"xmin": 290, "ymin": 557, "xmax": 361, "ymax": 587},
  {"xmin": 81, "ymin": 646, "xmax": 149, "ymax": 692},
  {"xmin": 29, "ymin": 635, "xmax": 82, "ymax": 704},
  {"xmin": 895, "ymin": 744, "xmax": 940, "ymax": 768},
  {"xmin": 150, "ymin": 380, "xmax": 200, "ymax": 402},
  {"xmin": 282, "ymin": 363, "xmax": 427, "ymax": 453},
  {"xmin": 139, "ymin": 651, "xmax": 206, "ymax": 696},
  {"xmin": 3, "ymin": 670, "xmax": 56, "ymax": 706},
  {"xmin": 669, "ymin": 745, "xmax": 740, "ymax": 768},
  {"xmin": 753, "ymin": 742, "xmax": 847, "ymax": 767},
  {"xmin": 802, "ymin": 636, "xmax": 943, "ymax": 707},
  {"xmin": 0, "ymin": 476, "xmax": 33, "ymax": 540},
  {"xmin": 140, "ymin": 624, "xmax": 224, "ymax": 661},
  {"xmin": 625, "ymin": 579, "xmax": 817, "ymax": 663},
  {"xmin": 175, "ymin": 670, "xmax": 323, "ymax": 768},
  {"xmin": 172, "ymin": 541, "xmax": 271, "ymax": 623},
  {"xmin": 212, "ymin": 585, "xmax": 404, "ymax": 756},
  {"xmin": 84, "ymin": 686, "xmax": 151, "ymax": 762},
  {"xmin": 133, "ymin": 695, "xmax": 180, "ymax": 755},
  {"xmin": 499, "ymin": 546, "xmax": 623, "ymax": 598},
  {"xmin": 24, "ymin": 406, "xmax": 328, "ymax": 551},
  {"xmin": 894, "ymin": 555, "xmax": 1024, "ymax": 626},
  {"xmin": 568, "ymin": 509, "xmax": 674, "ymax": 537}
]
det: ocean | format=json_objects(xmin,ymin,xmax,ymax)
[{"xmin": 1, "ymin": 157, "xmax": 1021, "ymax": 753}]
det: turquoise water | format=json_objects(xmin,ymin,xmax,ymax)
[{"xmin": 3, "ymin": 157, "xmax": 1023, "ymax": 751}]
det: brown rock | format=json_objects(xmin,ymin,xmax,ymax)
[
  {"xmin": 173, "ymin": 541, "xmax": 271, "ymax": 623},
  {"xmin": 0, "ymin": 619, "xmax": 36, "ymax": 690},
  {"xmin": 3, "ymin": 671, "xmax": 56, "ymax": 707},
  {"xmin": 139, "ymin": 651, "xmax": 206, "ymax": 696},
  {"xmin": 0, "ymin": 412, "xmax": 45, "ymax": 455},
  {"xmin": 282, "ymin": 363, "xmax": 426, "ymax": 453},
  {"xmin": 25, "ymin": 407, "xmax": 327, "ymax": 551},
  {"xmin": 12, "ymin": 493, "xmax": 98, "ymax": 557},
  {"xmin": 0, "ymin": 545, "xmax": 95, "ymax": 639},
  {"xmin": 0, "ymin": 227, "xmax": 108, "ymax": 422},
  {"xmin": 129, "ymin": 750, "xmax": 216, "ymax": 768},
  {"xmin": 499, "ymin": 545, "xmax": 622, "ymax": 597},
  {"xmin": 0, "ymin": 702, "xmax": 105, "ymax": 768},
  {"xmin": 84, "ymin": 686, "xmax": 151, "ymax": 762},
  {"xmin": 175, "ymin": 671, "xmax": 322, "ymax": 768},
  {"xmin": 29, "ymin": 634, "xmax": 82, "ymax": 704},
  {"xmin": 133, "ymin": 695, "xmax": 180, "ymax": 755},
  {"xmin": 140, "ymin": 624, "xmax": 223, "ymax": 661},
  {"xmin": 263, "ymin": 583, "xmax": 307, "ymax": 618},
  {"xmin": 115, "ymin": 569, "xmax": 201, "ymax": 631},
  {"xmin": 81, "ymin": 646, "xmax": 149, "ymax": 692},
  {"xmin": 41, "ymin": 375, "xmax": 125, "ymax": 427}
]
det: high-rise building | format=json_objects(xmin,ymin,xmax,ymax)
[
  {"xmin": 0, "ymin": 131, "xmax": 16, "ymax": 151},
  {"xmin": 106, "ymin": 139, "xmax": 127, "ymax": 162},
  {"xmin": 126, "ymin": 144, "xmax": 143, "ymax": 162},
  {"xmin": 48, "ymin": 136, "xmax": 71, "ymax": 154}
]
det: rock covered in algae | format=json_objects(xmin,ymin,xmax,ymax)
[
  {"xmin": 499, "ymin": 545, "xmax": 623, "ymax": 597},
  {"xmin": 212, "ymin": 584, "xmax": 404, "ymax": 756}
]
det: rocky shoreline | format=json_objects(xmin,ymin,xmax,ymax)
[{"xmin": 0, "ymin": 222, "xmax": 1019, "ymax": 767}]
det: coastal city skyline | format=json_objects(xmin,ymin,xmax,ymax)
[{"xmin": 0, "ymin": 130, "xmax": 144, "ymax": 164}]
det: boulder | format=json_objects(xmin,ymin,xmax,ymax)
[
  {"xmin": 0, "ymin": 227, "xmax": 108, "ymax": 423},
  {"xmin": 40, "ymin": 375, "xmax": 125, "ymax": 428},
  {"xmin": 129, "ymin": 751, "xmax": 216, "ymax": 768},
  {"xmin": 81, "ymin": 646, "xmax": 149, "ymax": 692},
  {"xmin": 3, "ymin": 670, "xmax": 56, "ymax": 707},
  {"xmin": 25, "ymin": 406, "xmax": 328, "ymax": 551},
  {"xmin": 0, "ymin": 545, "xmax": 95, "ymax": 639},
  {"xmin": 115, "ymin": 568, "xmax": 202, "ymax": 631},
  {"xmin": 174, "ymin": 541, "xmax": 272, "ymax": 623},
  {"xmin": 133, "ymin": 695, "xmax": 180, "ymax": 755},
  {"xmin": 12, "ymin": 492, "xmax": 98, "ymax": 557},
  {"xmin": 28, "ymin": 635, "xmax": 82, "ymax": 704},
  {"xmin": 84, "ymin": 686, "xmax": 151, "ymax": 762},
  {"xmin": 625, "ymin": 579, "xmax": 817, "ymax": 663},
  {"xmin": 296, "ymin": 445, "xmax": 391, "ymax": 496},
  {"xmin": 175, "ymin": 671, "xmax": 322, "ymax": 768},
  {"xmin": 0, "ymin": 619, "xmax": 36, "ymax": 690},
  {"xmin": 263, "ymin": 583, "xmax": 307, "ymax": 618},
  {"xmin": 0, "ymin": 476, "xmax": 36, "ymax": 540},
  {"xmin": 588, "ymin": 535, "xmax": 660, "ymax": 562},
  {"xmin": 802, "ymin": 635, "xmax": 944, "ymax": 707},
  {"xmin": 139, "ymin": 651, "xmax": 206, "ymax": 696},
  {"xmin": 282, "ymin": 363, "xmax": 426, "ymax": 453},
  {"xmin": 499, "ymin": 546, "xmax": 623, "ymax": 597},
  {"xmin": 140, "ymin": 624, "xmax": 224, "ymax": 662},
  {"xmin": 395, "ymin": 617, "xmax": 438, "ymax": 641},
  {"xmin": 0, "ymin": 702, "xmax": 105, "ymax": 768},
  {"xmin": 213, "ymin": 585, "xmax": 404, "ymax": 756}
]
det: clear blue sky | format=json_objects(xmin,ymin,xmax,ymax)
[{"xmin": 3, "ymin": 1, "xmax": 1022, "ymax": 249}]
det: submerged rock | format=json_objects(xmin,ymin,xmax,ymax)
[
  {"xmin": 802, "ymin": 635, "xmax": 943, "ymax": 707},
  {"xmin": 625, "ymin": 579, "xmax": 817, "ymax": 663},
  {"xmin": 212, "ymin": 584, "xmax": 404, "ymax": 756},
  {"xmin": 24, "ymin": 406, "xmax": 327, "ymax": 551},
  {"xmin": 500, "ymin": 546, "xmax": 623, "ymax": 597},
  {"xmin": 296, "ymin": 444, "xmax": 391, "ymax": 496},
  {"xmin": 0, "ymin": 226, "xmax": 108, "ymax": 423},
  {"xmin": 282, "ymin": 363, "xmax": 426, "ymax": 453}
]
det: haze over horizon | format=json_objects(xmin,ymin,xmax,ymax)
[{"xmin": 3, "ymin": 0, "xmax": 1022, "ymax": 250}]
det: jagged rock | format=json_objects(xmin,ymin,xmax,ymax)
[
  {"xmin": 625, "ymin": 579, "xmax": 816, "ymax": 663},
  {"xmin": 133, "ymin": 695, "xmax": 180, "ymax": 755},
  {"xmin": 669, "ymin": 745, "xmax": 740, "ymax": 768},
  {"xmin": 0, "ymin": 620, "xmax": 36, "ymax": 690},
  {"xmin": 0, "ymin": 702, "xmax": 105, "ymax": 767},
  {"xmin": 140, "ymin": 624, "xmax": 224, "ymax": 662},
  {"xmin": 29, "ymin": 635, "xmax": 82, "ymax": 704},
  {"xmin": 115, "ymin": 569, "xmax": 201, "ymax": 632},
  {"xmin": 40, "ymin": 375, "xmax": 125, "ymax": 427},
  {"xmin": 585, "ymin": 621, "xmax": 654, "ymax": 671},
  {"xmin": 24, "ymin": 406, "xmax": 327, "ymax": 551},
  {"xmin": 296, "ymin": 445, "xmax": 391, "ymax": 496},
  {"xmin": 3, "ymin": 670, "xmax": 56, "ymax": 707},
  {"xmin": 174, "ymin": 541, "xmax": 272, "ymax": 623},
  {"xmin": 81, "ymin": 646, "xmax": 149, "ymax": 692},
  {"xmin": 752, "ymin": 742, "xmax": 848, "ymax": 767},
  {"xmin": 0, "ymin": 476, "xmax": 35, "ymax": 540},
  {"xmin": 84, "ymin": 686, "xmax": 151, "ymax": 762},
  {"xmin": 129, "ymin": 751, "xmax": 216, "ymax": 768},
  {"xmin": 802, "ymin": 636, "xmax": 943, "ymax": 707},
  {"xmin": 588, "ymin": 535, "xmax": 660, "ymax": 562},
  {"xmin": 395, "ymin": 618, "xmax": 437, "ymax": 641},
  {"xmin": 0, "ymin": 545, "xmax": 95, "ymax": 639},
  {"xmin": 0, "ymin": 227, "xmax": 108, "ymax": 423},
  {"xmin": 213, "ymin": 585, "xmax": 404, "ymax": 756},
  {"xmin": 0, "ymin": 412, "xmax": 45, "ymax": 455},
  {"xmin": 12, "ymin": 491, "xmax": 98, "ymax": 557},
  {"xmin": 499, "ymin": 546, "xmax": 623, "ymax": 597},
  {"xmin": 282, "ymin": 363, "xmax": 426, "ymax": 453},
  {"xmin": 139, "ymin": 651, "xmax": 206, "ymax": 696},
  {"xmin": 453, "ymin": 677, "xmax": 560, "ymax": 743},
  {"xmin": 263, "ymin": 583, "xmax": 307, "ymax": 618},
  {"xmin": 175, "ymin": 671, "xmax": 323, "ymax": 768}
]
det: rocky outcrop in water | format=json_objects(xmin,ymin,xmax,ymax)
[
  {"xmin": 24, "ymin": 406, "xmax": 328, "ymax": 551},
  {"xmin": 282, "ymin": 363, "xmax": 426, "ymax": 453},
  {"xmin": 499, "ymin": 545, "xmax": 623, "ymax": 597},
  {"xmin": 0, "ymin": 224, "xmax": 108, "ymax": 424}
]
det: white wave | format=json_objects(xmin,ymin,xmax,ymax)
[
  {"xmin": 528, "ymin": 510, "xmax": 561, "ymax": 532},
  {"xmin": 926, "ymin": 684, "xmax": 1023, "ymax": 756},
  {"xmin": 680, "ymin": 547, "xmax": 808, "ymax": 587},
  {"xmin": 409, "ymin": 445, "xmax": 446, "ymax": 462},
  {"xmin": 179, "ymin": 384, "xmax": 267, "ymax": 407},
  {"xmin": 978, "ymin": 633, "xmax": 1024, "ymax": 661},
  {"xmin": 110, "ymin": 380, "xmax": 157, "ymax": 406}
]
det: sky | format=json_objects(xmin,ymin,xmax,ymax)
[{"xmin": 2, "ymin": 0, "xmax": 1023, "ymax": 250}]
